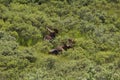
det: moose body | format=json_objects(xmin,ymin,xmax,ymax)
[{"xmin": 49, "ymin": 39, "xmax": 75, "ymax": 55}]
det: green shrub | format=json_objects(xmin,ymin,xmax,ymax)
[
  {"xmin": 0, "ymin": 0, "xmax": 120, "ymax": 80},
  {"xmin": 107, "ymin": 0, "xmax": 120, "ymax": 3},
  {"xmin": 9, "ymin": 23, "xmax": 42, "ymax": 46}
]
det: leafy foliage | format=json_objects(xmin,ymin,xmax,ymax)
[{"xmin": 0, "ymin": 0, "xmax": 120, "ymax": 80}]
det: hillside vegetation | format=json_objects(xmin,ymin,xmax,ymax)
[{"xmin": 0, "ymin": 0, "xmax": 120, "ymax": 80}]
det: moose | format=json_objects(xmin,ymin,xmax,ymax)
[
  {"xmin": 44, "ymin": 27, "xmax": 58, "ymax": 41},
  {"xmin": 49, "ymin": 39, "xmax": 75, "ymax": 55}
]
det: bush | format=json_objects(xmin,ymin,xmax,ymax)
[
  {"xmin": 107, "ymin": 0, "xmax": 120, "ymax": 3},
  {"xmin": 0, "ymin": 0, "xmax": 120, "ymax": 80},
  {"xmin": 9, "ymin": 23, "xmax": 42, "ymax": 46}
]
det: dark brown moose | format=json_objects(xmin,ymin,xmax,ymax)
[
  {"xmin": 44, "ymin": 27, "xmax": 58, "ymax": 41},
  {"xmin": 49, "ymin": 39, "xmax": 75, "ymax": 55}
]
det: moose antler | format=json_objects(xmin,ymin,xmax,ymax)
[{"xmin": 46, "ymin": 26, "xmax": 54, "ymax": 33}]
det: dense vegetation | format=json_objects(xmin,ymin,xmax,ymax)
[{"xmin": 0, "ymin": 0, "xmax": 120, "ymax": 80}]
